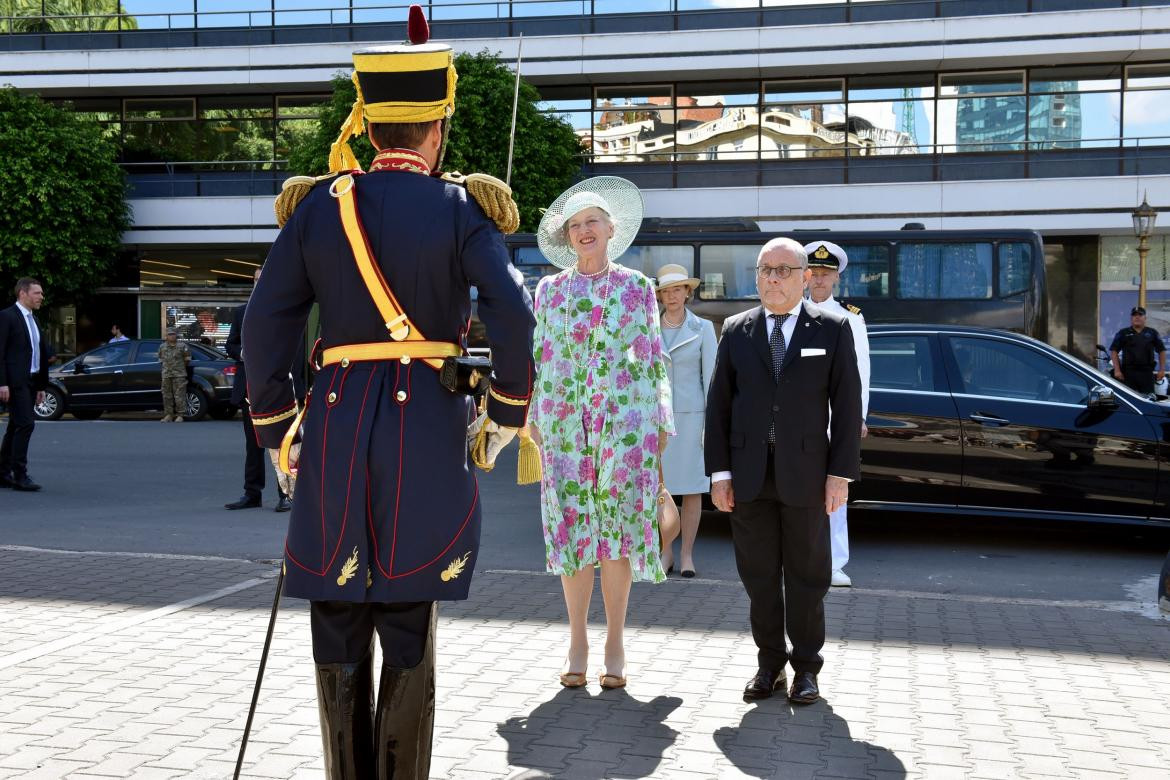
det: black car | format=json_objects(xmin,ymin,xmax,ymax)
[
  {"xmin": 35, "ymin": 339, "xmax": 237, "ymax": 422},
  {"xmin": 857, "ymin": 325, "xmax": 1170, "ymax": 526}
]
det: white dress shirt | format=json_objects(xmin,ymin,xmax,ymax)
[{"xmin": 14, "ymin": 301, "xmax": 40, "ymax": 374}]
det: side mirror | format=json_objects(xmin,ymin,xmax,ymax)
[
  {"xmin": 72, "ymin": 362, "xmax": 86, "ymax": 374},
  {"xmin": 1088, "ymin": 385, "xmax": 1118, "ymax": 409}
]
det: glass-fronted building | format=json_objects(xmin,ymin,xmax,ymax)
[{"xmin": 4, "ymin": 0, "xmax": 1170, "ymax": 358}]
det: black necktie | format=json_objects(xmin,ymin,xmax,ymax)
[{"xmin": 768, "ymin": 313, "xmax": 789, "ymax": 444}]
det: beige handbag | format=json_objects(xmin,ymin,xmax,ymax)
[{"xmin": 657, "ymin": 464, "xmax": 680, "ymax": 549}]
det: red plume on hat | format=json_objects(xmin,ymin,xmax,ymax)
[{"xmin": 407, "ymin": 4, "xmax": 429, "ymax": 44}]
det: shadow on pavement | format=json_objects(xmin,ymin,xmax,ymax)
[
  {"xmin": 498, "ymin": 686, "xmax": 681, "ymax": 778},
  {"xmin": 714, "ymin": 700, "xmax": 906, "ymax": 778}
]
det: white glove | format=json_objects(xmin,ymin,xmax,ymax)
[{"xmin": 467, "ymin": 412, "xmax": 517, "ymax": 472}]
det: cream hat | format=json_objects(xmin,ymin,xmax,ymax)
[
  {"xmin": 537, "ymin": 176, "xmax": 644, "ymax": 270},
  {"xmin": 655, "ymin": 263, "xmax": 700, "ymax": 292}
]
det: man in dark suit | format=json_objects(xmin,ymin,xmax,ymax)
[
  {"xmin": 0, "ymin": 277, "xmax": 50, "ymax": 492},
  {"xmin": 242, "ymin": 22, "xmax": 534, "ymax": 777},
  {"xmin": 225, "ymin": 269, "xmax": 306, "ymax": 512},
  {"xmin": 705, "ymin": 237, "xmax": 862, "ymax": 706}
]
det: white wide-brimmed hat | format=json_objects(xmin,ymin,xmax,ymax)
[
  {"xmin": 537, "ymin": 176, "xmax": 644, "ymax": 269},
  {"xmin": 803, "ymin": 240, "xmax": 848, "ymax": 273},
  {"xmin": 655, "ymin": 263, "xmax": 700, "ymax": 292}
]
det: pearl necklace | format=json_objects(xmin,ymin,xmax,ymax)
[
  {"xmin": 576, "ymin": 261, "xmax": 610, "ymax": 279},
  {"xmin": 662, "ymin": 311, "xmax": 684, "ymax": 328},
  {"xmin": 564, "ymin": 265, "xmax": 613, "ymax": 370}
]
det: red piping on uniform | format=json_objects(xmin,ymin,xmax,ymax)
[
  {"xmin": 490, "ymin": 386, "xmax": 531, "ymax": 401},
  {"xmin": 318, "ymin": 364, "xmax": 343, "ymax": 571},
  {"xmin": 322, "ymin": 366, "xmax": 376, "ymax": 577},
  {"xmin": 252, "ymin": 399, "xmax": 297, "ymax": 418},
  {"xmin": 387, "ymin": 478, "xmax": 479, "ymax": 579},
  {"xmin": 388, "ymin": 361, "xmax": 411, "ymax": 574},
  {"xmin": 371, "ymin": 361, "xmax": 401, "ymax": 578}
]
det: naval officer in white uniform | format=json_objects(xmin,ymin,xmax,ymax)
[{"xmin": 804, "ymin": 240, "xmax": 869, "ymax": 588}]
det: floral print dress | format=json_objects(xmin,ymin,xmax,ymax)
[{"xmin": 530, "ymin": 263, "xmax": 675, "ymax": 583}]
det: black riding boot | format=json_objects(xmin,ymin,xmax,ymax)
[
  {"xmin": 375, "ymin": 605, "xmax": 437, "ymax": 779},
  {"xmin": 315, "ymin": 652, "xmax": 375, "ymax": 779}
]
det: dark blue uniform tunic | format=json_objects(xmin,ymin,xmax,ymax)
[{"xmin": 243, "ymin": 169, "xmax": 534, "ymax": 604}]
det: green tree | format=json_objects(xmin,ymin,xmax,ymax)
[
  {"xmin": 0, "ymin": 87, "xmax": 131, "ymax": 298},
  {"xmin": 286, "ymin": 50, "xmax": 583, "ymax": 232},
  {"xmin": 2, "ymin": 0, "xmax": 137, "ymax": 33}
]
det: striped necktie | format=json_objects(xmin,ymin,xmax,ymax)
[{"xmin": 768, "ymin": 313, "xmax": 789, "ymax": 444}]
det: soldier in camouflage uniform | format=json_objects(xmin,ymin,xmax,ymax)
[{"xmin": 158, "ymin": 328, "xmax": 190, "ymax": 422}]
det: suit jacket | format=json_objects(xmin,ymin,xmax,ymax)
[
  {"xmin": 662, "ymin": 308, "xmax": 717, "ymax": 413},
  {"xmin": 0, "ymin": 304, "xmax": 49, "ymax": 391},
  {"xmin": 243, "ymin": 168, "xmax": 535, "ymax": 604},
  {"xmin": 226, "ymin": 302, "xmax": 306, "ymax": 406},
  {"xmin": 704, "ymin": 300, "xmax": 862, "ymax": 507}
]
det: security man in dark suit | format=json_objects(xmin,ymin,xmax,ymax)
[
  {"xmin": 0, "ymin": 277, "xmax": 50, "ymax": 492},
  {"xmin": 1110, "ymin": 306, "xmax": 1166, "ymax": 395},
  {"xmin": 224, "ymin": 268, "xmax": 305, "ymax": 512},
  {"xmin": 705, "ymin": 237, "xmax": 861, "ymax": 707},
  {"xmin": 242, "ymin": 14, "xmax": 534, "ymax": 778}
]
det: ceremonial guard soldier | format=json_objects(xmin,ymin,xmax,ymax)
[
  {"xmin": 242, "ymin": 7, "xmax": 535, "ymax": 777},
  {"xmin": 804, "ymin": 240, "xmax": 869, "ymax": 588}
]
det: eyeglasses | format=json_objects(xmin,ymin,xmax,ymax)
[{"xmin": 756, "ymin": 264, "xmax": 803, "ymax": 280}]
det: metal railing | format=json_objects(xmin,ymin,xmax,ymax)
[
  {"xmin": 118, "ymin": 138, "xmax": 1170, "ymax": 198},
  {"xmin": 2, "ymin": 0, "xmax": 1159, "ymax": 50}
]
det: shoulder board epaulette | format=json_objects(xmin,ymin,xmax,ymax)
[
  {"xmin": 441, "ymin": 171, "xmax": 521, "ymax": 234},
  {"xmin": 847, "ymin": 303, "xmax": 862, "ymax": 315},
  {"xmin": 274, "ymin": 172, "xmax": 345, "ymax": 228}
]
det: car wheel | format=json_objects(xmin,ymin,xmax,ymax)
[
  {"xmin": 34, "ymin": 387, "xmax": 65, "ymax": 421},
  {"xmin": 183, "ymin": 387, "xmax": 209, "ymax": 421},
  {"xmin": 71, "ymin": 409, "xmax": 104, "ymax": 421},
  {"xmin": 209, "ymin": 404, "xmax": 238, "ymax": 420}
]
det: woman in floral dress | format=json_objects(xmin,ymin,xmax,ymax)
[{"xmin": 528, "ymin": 177, "xmax": 674, "ymax": 690}]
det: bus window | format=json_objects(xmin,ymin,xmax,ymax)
[
  {"xmin": 896, "ymin": 242, "xmax": 993, "ymax": 299},
  {"xmin": 998, "ymin": 241, "xmax": 1033, "ymax": 296},
  {"xmin": 837, "ymin": 243, "xmax": 890, "ymax": 298},
  {"xmin": 617, "ymin": 245, "xmax": 694, "ymax": 281},
  {"xmin": 698, "ymin": 244, "xmax": 760, "ymax": 300}
]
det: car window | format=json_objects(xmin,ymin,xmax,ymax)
[
  {"xmin": 134, "ymin": 342, "xmax": 161, "ymax": 364},
  {"xmin": 82, "ymin": 342, "xmax": 132, "ymax": 368},
  {"xmin": 950, "ymin": 336, "xmax": 1091, "ymax": 404},
  {"xmin": 189, "ymin": 343, "xmax": 224, "ymax": 360},
  {"xmin": 870, "ymin": 335, "xmax": 936, "ymax": 391}
]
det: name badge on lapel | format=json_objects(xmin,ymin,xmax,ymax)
[{"xmin": 800, "ymin": 348, "xmax": 826, "ymax": 357}]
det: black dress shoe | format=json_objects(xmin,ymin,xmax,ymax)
[
  {"xmin": 743, "ymin": 668, "xmax": 787, "ymax": 702},
  {"xmin": 11, "ymin": 475, "xmax": 41, "ymax": 492},
  {"xmin": 274, "ymin": 495, "xmax": 292, "ymax": 513},
  {"xmin": 788, "ymin": 672, "xmax": 820, "ymax": 705},
  {"xmin": 0, "ymin": 473, "xmax": 14, "ymax": 488},
  {"xmin": 224, "ymin": 496, "xmax": 261, "ymax": 510}
]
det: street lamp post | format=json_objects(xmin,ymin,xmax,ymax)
[{"xmin": 1132, "ymin": 194, "xmax": 1158, "ymax": 310}]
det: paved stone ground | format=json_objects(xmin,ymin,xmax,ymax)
[{"xmin": 1, "ymin": 546, "xmax": 1168, "ymax": 780}]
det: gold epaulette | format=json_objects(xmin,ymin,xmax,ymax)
[
  {"xmin": 441, "ymin": 171, "xmax": 521, "ymax": 234},
  {"xmin": 847, "ymin": 303, "xmax": 862, "ymax": 315},
  {"xmin": 274, "ymin": 173, "xmax": 344, "ymax": 228}
]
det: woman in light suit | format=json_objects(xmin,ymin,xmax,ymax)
[{"xmin": 656, "ymin": 263, "xmax": 718, "ymax": 577}]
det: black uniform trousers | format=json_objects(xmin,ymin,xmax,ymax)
[
  {"xmin": 1122, "ymin": 367, "xmax": 1155, "ymax": 395},
  {"xmin": 239, "ymin": 399, "xmax": 269, "ymax": 500},
  {"xmin": 0, "ymin": 374, "xmax": 36, "ymax": 478},
  {"xmin": 729, "ymin": 452, "xmax": 831, "ymax": 675},
  {"xmin": 310, "ymin": 600, "xmax": 433, "ymax": 667}
]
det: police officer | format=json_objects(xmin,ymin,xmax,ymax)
[
  {"xmin": 242, "ymin": 11, "xmax": 535, "ymax": 778},
  {"xmin": 1109, "ymin": 306, "xmax": 1166, "ymax": 395},
  {"xmin": 804, "ymin": 240, "xmax": 869, "ymax": 589}
]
